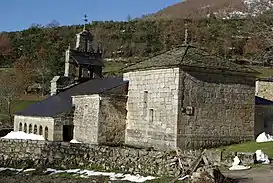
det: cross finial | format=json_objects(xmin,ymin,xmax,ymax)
[{"xmin": 83, "ymin": 14, "xmax": 88, "ymax": 30}]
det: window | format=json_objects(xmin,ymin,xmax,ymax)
[
  {"xmin": 24, "ymin": 123, "xmax": 27, "ymax": 133},
  {"xmin": 39, "ymin": 126, "xmax": 43, "ymax": 135},
  {"xmin": 149, "ymin": 109, "xmax": 154, "ymax": 123},
  {"xmin": 45, "ymin": 127, "xmax": 49, "ymax": 140},
  {"xmin": 29, "ymin": 124, "xmax": 32, "ymax": 133},
  {"xmin": 19, "ymin": 123, "xmax": 22, "ymax": 131},
  {"xmin": 143, "ymin": 91, "xmax": 148, "ymax": 117},
  {"xmin": 34, "ymin": 125, "xmax": 37, "ymax": 134}
]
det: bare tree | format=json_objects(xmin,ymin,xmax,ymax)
[
  {"xmin": 35, "ymin": 47, "xmax": 51, "ymax": 96},
  {"xmin": 13, "ymin": 56, "xmax": 36, "ymax": 95},
  {"xmin": 46, "ymin": 20, "xmax": 60, "ymax": 28},
  {"xmin": 0, "ymin": 71, "xmax": 19, "ymax": 124},
  {"xmin": 0, "ymin": 34, "xmax": 11, "ymax": 56}
]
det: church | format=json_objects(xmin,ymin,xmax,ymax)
[{"xmin": 13, "ymin": 24, "xmax": 264, "ymax": 150}]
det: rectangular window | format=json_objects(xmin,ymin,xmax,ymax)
[
  {"xmin": 149, "ymin": 109, "xmax": 154, "ymax": 123},
  {"xmin": 143, "ymin": 91, "xmax": 148, "ymax": 117}
]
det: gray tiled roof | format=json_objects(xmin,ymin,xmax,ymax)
[
  {"xmin": 70, "ymin": 50, "xmax": 104, "ymax": 67},
  {"xmin": 123, "ymin": 46, "xmax": 257, "ymax": 74},
  {"xmin": 71, "ymin": 55, "xmax": 103, "ymax": 66},
  {"xmin": 16, "ymin": 77, "xmax": 128, "ymax": 117}
]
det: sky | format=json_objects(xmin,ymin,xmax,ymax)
[{"xmin": 0, "ymin": 0, "xmax": 182, "ymax": 32}]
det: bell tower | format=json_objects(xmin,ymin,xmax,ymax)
[{"xmin": 75, "ymin": 14, "xmax": 94, "ymax": 52}]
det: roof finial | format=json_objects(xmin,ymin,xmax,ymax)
[{"xmin": 83, "ymin": 14, "xmax": 88, "ymax": 31}]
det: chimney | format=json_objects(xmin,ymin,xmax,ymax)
[
  {"xmin": 64, "ymin": 46, "xmax": 70, "ymax": 77},
  {"xmin": 50, "ymin": 76, "xmax": 61, "ymax": 96},
  {"xmin": 184, "ymin": 22, "xmax": 189, "ymax": 45}
]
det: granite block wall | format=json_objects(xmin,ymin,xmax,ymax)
[
  {"xmin": 99, "ymin": 95, "xmax": 127, "ymax": 145},
  {"xmin": 123, "ymin": 68, "xmax": 180, "ymax": 150},
  {"xmin": 255, "ymin": 80, "xmax": 273, "ymax": 101},
  {"xmin": 72, "ymin": 95, "xmax": 100, "ymax": 144},
  {"xmin": 0, "ymin": 139, "xmax": 255, "ymax": 176},
  {"xmin": 177, "ymin": 70, "xmax": 256, "ymax": 149},
  {"xmin": 53, "ymin": 111, "xmax": 74, "ymax": 141}
]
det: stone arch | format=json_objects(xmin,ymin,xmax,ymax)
[
  {"xmin": 29, "ymin": 124, "xmax": 32, "ymax": 133},
  {"xmin": 19, "ymin": 123, "xmax": 22, "ymax": 131},
  {"xmin": 34, "ymin": 125, "xmax": 37, "ymax": 134},
  {"xmin": 39, "ymin": 125, "xmax": 43, "ymax": 135},
  {"xmin": 24, "ymin": 123, "xmax": 27, "ymax": 133},
  {"xmin": 44, "ymin": 126, "xmax": 48, "ymax": 140}
]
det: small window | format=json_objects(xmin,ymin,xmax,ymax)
[
  {"xmin": 24, "ymin": 123, "xmax": 27, "ymax": 133},
  {"xmin": 29, "ymin": 124, "xmax": 32, "ymax": 133},
  {"xmin": 19, "ymin": 123, "xmax": 22, "ymax": 131},
  {"xmin": 149, "ymin": 109, "xmax": 154, "ymax": 123},
  {"xmin": 34, "ymin": 125, "xmax": 37, "ymax": 134},
  {"xmin": 39, "ymin": 126, "xmax": 43, "ymax": 135},
  {"xmin": 45, "ymin": 126, "xmax": 48, "ymax": 140},
  {"xmin": 143, "ymin": 91, "xmax": 148, "ymax": 117}
]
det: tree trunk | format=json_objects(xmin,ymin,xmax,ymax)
[{"xmin": 7, "ymin": 100, "xmax": 12, "ymax": 124}]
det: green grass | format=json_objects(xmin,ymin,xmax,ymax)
[
  {"xmin": 11, "ymin": 100, "xmax": 37, "ymax": 113},
  {"xmin": 217, "ymin": 141, "xmax": 273, "ymax": 158},
  {"xmin": 104, "ymin": 61, "xmax": 126, "ymax": 75},
  {"xmin": 249, "ymin": 66, "xmax": 273, "ymax": 78},
  {"xmin": 0, "ymin": 68, "xmax": 13, "ymax": 72},
  {"xmin": 0, "ymin": 100, "xmax": 37, "ymax": 123}
]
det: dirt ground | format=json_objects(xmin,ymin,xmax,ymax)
[{"xmin": 221, "ymin": 165, "xmax": 273, "ymax": 183}]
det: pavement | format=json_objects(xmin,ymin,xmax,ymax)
[{"xmin": 221, "ymin": 165, "xmax": 273, "ymax": 183}]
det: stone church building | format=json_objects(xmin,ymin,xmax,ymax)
[{"xmin": 14, "ymin": 27, "xmax": 263, "ymax": 150}]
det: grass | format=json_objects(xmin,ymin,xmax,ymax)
[
  {"xmin": 217, "ymin": 141, "xmax": 273, "ymax": 158},
  {"xmin": 0, "ymin": 100, "xmax": 38, "ymax": 126},
  {"xmin": 249, "ymin": 66, "xmax": 273, "ymax": 78},
  {"xmin": 11, "ymin": 100, "xmax": 37, "ymax": 113},
  {"xmin": 0, "ymin": 68, "xmax": 13, "ymax": 72}
]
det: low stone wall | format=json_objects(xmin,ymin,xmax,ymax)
[{"xmin": 0, "ymin": 139, "xmax": 255, "ymax": 176}]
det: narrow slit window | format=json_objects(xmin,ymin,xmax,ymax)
[
  {"xmin": 143, "ymin": 91, "xmax": 148, "ymax": 117},
  {"xmin": 149, "ymin": 109, "xmax": 154, "ymax": 123}
]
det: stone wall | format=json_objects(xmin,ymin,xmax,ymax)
[
  {"xmin": 53, "ymin": 111, "xmax": 74, "ymax": 141},
  {"xmin": 256, "ymin": 80, "xmax": 273, "ymax": 100},
  {"xmin": 255, "ymin": 105, "xmax": 273, "ymax": 137},
  {"xmin": 99, "ymin": 95, "xmax": 127, "ymax": 145},
  {"xmin": 72, "ymin": 95, "xmax": 100, "ymax": 144},
  {"xmin": 72, "ymin": 84, "xmax": 127, "ymax": 145},
  {"xmin": 0, "ymin": 139, "xmax": 255, "ymax": 177},
  {"xmin": 177, "ymin": 70, "xmax": 256, "ymax": 149},
  {"xmin": 123, "ymin": 68, "xmax": 180, "ymax": 150},
  {"xmin": 13, "ymin": 115, "xmax": 54, "ymax": 140}
]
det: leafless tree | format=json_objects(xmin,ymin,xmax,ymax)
[
  {"xmin": 0, "ymin": 34, "xmax": 11, "ymax": 56},
  {"xmin": 0, "ymin": 71, "xmax": 19, "ymax": 124}
]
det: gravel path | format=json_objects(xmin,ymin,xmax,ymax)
[{"xmin": 221, "ymin": 165, "xmax": 273, "ymax": 183}]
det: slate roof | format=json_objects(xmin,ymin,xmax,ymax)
[
  {"xmin": 70, "ymin": 50, "xmax": 103, "ymax": 67},
  {"xmin": 71, "ymin": 55, "xmax": 103, "ymax": 66},
  {"xmin": 255, "ymin": 96, "xmax": 273, "ymax": 106},
  {"xmin": 16, "ymin": 77, "xmax": 128, "ymax": 117},
  {"xmin": 123, "ymin": 46, "xmax": 257, "ymax": 74}
]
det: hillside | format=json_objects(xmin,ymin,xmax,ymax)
[
  {"xmin": 147, "ymin": 0, "xmax": 273, "ymax": 19},
  {"xmin": 1, "ymin": 10, "xmax": 273, "ymax": 99}
]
